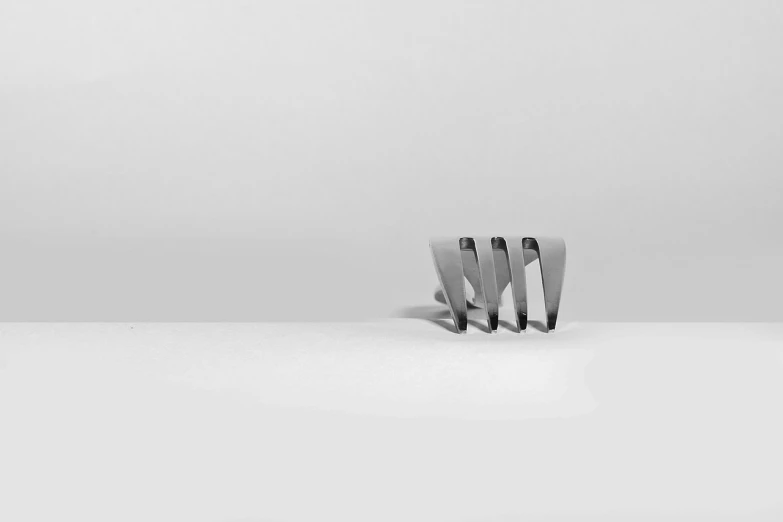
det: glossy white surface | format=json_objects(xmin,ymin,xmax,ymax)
[{"xmin": 1, "ymin": 322, "xmax": 782, "ymax": 521}]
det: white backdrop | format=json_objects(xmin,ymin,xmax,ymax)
[{"xmin": 2, "ymin": 0, "xmax": 782, "ymax": 321}]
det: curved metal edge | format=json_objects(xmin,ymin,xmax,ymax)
[
  {"xmin": 429, "ymin": 238, "xmax": 468, "ymax": 333},
  {"xmin": 524, "ymin": 237, "xmax": 566, "ymax": 331},
  {"xmin": 466, "ymin": 237, "xmax": 499, "ymax": 333},
  {"xmin": 495, "ymin": 236, "xmax": 528, "ymax": 333},
  {"xmin": 431, "ymin": 236, "xmax": 565, "ymax": 334}
]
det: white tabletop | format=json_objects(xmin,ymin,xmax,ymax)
[{"xmin": 1, "ymin": 321, "xmax": 782, "ymax": 521}]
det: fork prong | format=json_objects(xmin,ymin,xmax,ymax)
[
  {"xmin": 461, "ymin": 248, "xmax": 484, "ymax": 307},
  {"xmin": 492, "ymin": 247, "xmax": 511, "ymax": 300},
  {"xmin": 526, "ymin": 237, "xmax": 566, "ymax": 331},
  {"xmin": 498, "ymin": 236, "xmax": 528, "ymax": 332},
  {"xmin": 430, "ymin": 238, "xmax": 468, "ymax": 333},
  {"xmin": 472, "ymin": 237, "xmax": 499, "ymax": 333}
]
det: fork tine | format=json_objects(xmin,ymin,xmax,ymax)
[
  {"xmin": 472, "ymin": 237, "xmax": 500, "ymax": 333},
  {"xmin": 526, "ymin": 237, "xmax": 566, "ymax": 331},
  {"xmin": 430, "ymin": 238, "xmax": 468, "ymax": 333},
  {"xmin": 497, "ymin": 236, "xmax": 528, "ymax": 332}
]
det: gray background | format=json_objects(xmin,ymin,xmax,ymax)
[{"xmin": 1, "ymin": 0, "xmax": 781, "ymax": 321}]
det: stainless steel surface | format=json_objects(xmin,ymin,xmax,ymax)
[
  {"xmin": 431, "ymin": 236, "xmax": 566, "ymax": 333},
  {"xmin": 465, "ymin": 237, "xmax": 500, "ymax": 333},
  {"xmin": 429, "ymin": 238, "xmax": 468, "ymax": 333},
  {"xmin": 496, "ymin": 236, "xmax": 529, "ymax": 332},
  {"xmin": 526, "ymin": 237, "xmax": 567, "ymax": 331}
]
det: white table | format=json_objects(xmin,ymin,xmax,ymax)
[{"xmin": 1, "ymin": 322, "xmax": 782, "ymax": 521}]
